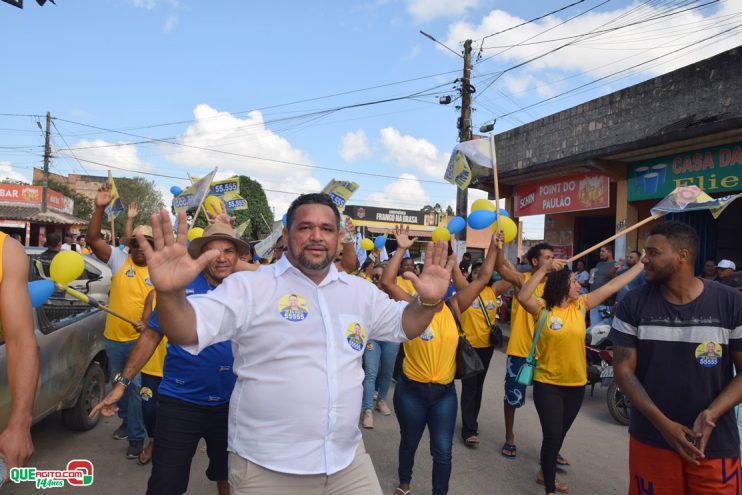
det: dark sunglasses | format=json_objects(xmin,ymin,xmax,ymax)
[{"xmin": 371, "ymin": 274, "xmax": 381, "ymax": 281}]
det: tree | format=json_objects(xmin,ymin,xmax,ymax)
[
  {"xmin": 110, "ymin": 177, "xmax": 164, "ymax": 238},
  {"xmin": 45, "ymin": 179, "xmax": 94, "ymax": 220},
  {"xmin": 422, "ymin": 203, "xmax": 444, "ymax": 214},
  {"xmin": 189, "ymin": 175, "xmax": 273, "ymax": 241}
]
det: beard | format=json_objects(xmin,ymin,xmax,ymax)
[{"xmin": 297, "ymin": 248, "xmax": 333, "ymax": 271}]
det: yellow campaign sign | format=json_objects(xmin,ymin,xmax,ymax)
[
  {"xmin": 321, "ymin": 179, "xmax": 359, "ymax": 212},
  {"xmin": 452, "ymin": 151, "xmax": 473, "ymax": 190}
]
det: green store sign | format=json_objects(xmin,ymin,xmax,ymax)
[{"xmin": 628, "ymin": 141, "xmax": 742, "ymax": 201}]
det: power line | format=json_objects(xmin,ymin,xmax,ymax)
[
  {"xmin": 478, "ymin": 0, "xmax": 587, "ymax": 44},
  {"xmin": 50, "ymin": 119, "xmax": 90, "ymax": 175}
]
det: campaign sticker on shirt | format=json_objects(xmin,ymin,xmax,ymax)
[
  {"xmin": 345, "ymin": 323, "xmax": 366, "ymax": 351},
  {"xmin": 549, "ymin": 316, "xmax": 564, "ymax": 331},
  {"xmin": 144, "ymin": 276, "xmax": 153, "ymax": 286},
  {"xmin": 486, "ymin": 300, "xmax": 497, "ymax": 310},
  {"xmin": 472, "ymin": 300, "xmax": 481, "ymax": 309},
  {"xmin": 140, "ymin": 386, "xmax": 153, "ymax": 402},
  {"xmin": 278, "ymin": 293, "xmax": 310, "ymax": 322},
  {"xmin": 695, "ymin": 342, "xmax": 722, "ymax": 368},
  {"xmin": 419, "ymin": 327, "xmax": 435, "ymax": 341},
  {"xmin": 125, "ymin": 266, "xmax": 135, "ymax": 278}
]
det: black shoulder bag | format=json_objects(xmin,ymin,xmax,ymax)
[
  {"xmin": 478, "ymin": 295, "xmax": 503, "ymax": 348},
  {"xmin": 446, "ymin": 301, "xmax": 485, "ymax": 380}
]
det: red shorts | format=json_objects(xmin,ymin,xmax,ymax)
[{"xmin": 629, "ymin": 436, "xmax": 741, "ymax": 495}]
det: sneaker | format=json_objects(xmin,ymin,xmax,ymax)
[
  {"xmin": 126, "ymin": 440, "xmax": 144, "ymax": 459},
  {"xmin": 362, "ymin": 410, "xmax": 374, "ymax": 429},
  {"xmin": 113, "ymin": 422, "xmax": 128, "ymax": 440},
  {"xmin": 375, "ymin": 399, "xmax": 392, "ymax": 416}
]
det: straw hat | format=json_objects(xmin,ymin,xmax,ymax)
[{"xmin": 187, "ymin": 223, "xmax": 250, "ymax": 259}]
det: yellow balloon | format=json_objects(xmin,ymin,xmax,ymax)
[
  {"xmin": 492, "ymin": 215, "xmax": 518, "ymax": 243},
  {"xmin": 203, "ymin": 195, "xmax": 225, "ymax": 216},
  {"xmin": 50, "ymin": 250, "xmax": 85, "ymax": 285},
  {"xmin": 471, "ymin": 199, "xmax": 495, "ymax": 212},
  {"xmin": 187, "ymin": 227, "xmax": 204, "ymax": 242},
  {"xmin": 432, "ymin": 227, "xmax": 451, "ymax": 243},
  {"xmin": 360, "ymin": 238, "xmax": 374, "ymax": 251}
]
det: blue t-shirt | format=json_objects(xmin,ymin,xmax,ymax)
[{"xmin": 148, "ymin": 272, "xmax": 236, "ymax": 406}]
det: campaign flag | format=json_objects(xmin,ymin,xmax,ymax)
[
  {"xmin": 223, "ymin": 191, "xmax": 248, "ymax": 212},
  {"xmin": 235, "ymin": 219, "xmax": 251, "ymax": 239},
  {"xmin": 444, "ymin": 138, "xmax": 495, "ymax": 191},
  {"xmin": 255, "ymin": 224, "xmax": 283, "ymax": 260},
  {"xmin": 650, "ymin": 186, "xmax": 742, "ymax": 219},
  {"xmin": 209, "ymin": 177, "xmax": 240, "ymax": 197},
  {"xmin": 173, "ymin": 168, "xmax": 217, "ymax": 214},
  {"xmin": 104, "ymin": 170, "xmax": 125, "ymax": 218},
  {"xmin": 321, "ymin": 179, "xmax": 359, "ymax": 212}
]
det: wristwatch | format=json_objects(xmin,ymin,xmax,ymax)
[{"xmin": 112, "ymin": 373, "xmax": 131, "ymax": 389}]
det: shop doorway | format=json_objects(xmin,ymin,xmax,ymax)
[{"xmin": 574, "ymin": 215, "xmax": 615, "ymax": 270}]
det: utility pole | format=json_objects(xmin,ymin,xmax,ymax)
[
  {"xmin": 41, "ymin": 111, "xmax": 51, "ymax": 213},
  {"xmin": 456, "ymin": 39, "xmax": 473, "ymax": 241}
]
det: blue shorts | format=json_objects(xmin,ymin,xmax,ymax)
[{"xmin": 504, "ymin": 355, "xmax": 528, "ymax": 408}]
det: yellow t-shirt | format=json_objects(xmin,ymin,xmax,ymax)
[
  {"xmin": 460, "ymin": 286, "xmax": 499, "ymax": 348},
  {"xmin": 533, "ymin": 295, "xmax": 588, "ymax": 386},
  {"xmin": 506, "ymin": 273, "xmax": 545, "ymax": 358},
  {"xmin": 396, "ymin": 275, "xmax": 416, "ymax": 296},
  {"xmin": 402, "ymin": 304, "xmax": 458, "ymax": 384},
  {"xmin": 105, "ymin": 254, "xmax": 154, "ymax": 342},
  {"xmin": 141, "ymin": 335, "xmax": 167, "ymax": 377}
]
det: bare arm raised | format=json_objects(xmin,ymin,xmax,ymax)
[{"xmin": 135, "ymin": 210, "xmax": 220, "ymax": 346}]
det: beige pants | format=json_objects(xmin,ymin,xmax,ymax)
[{"xmin": 228, "ymin": 442, "xmax": 383, "ymax": 495}]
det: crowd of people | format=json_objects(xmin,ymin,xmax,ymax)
[{"xmin": 1, "ymin": 184, "xmax": 742, "ymax": 495}]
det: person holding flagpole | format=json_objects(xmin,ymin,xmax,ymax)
[{"xmin": 86, "ymin": 182, "xmax": 153, "ymax": 460}]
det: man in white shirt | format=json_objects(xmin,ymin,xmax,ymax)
[{"xmin": 136, "ymin": 193, "xmax": 455, "ymax": 495}]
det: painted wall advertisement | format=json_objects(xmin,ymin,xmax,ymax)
[
  {"xmin": 344, "ymin": 205, "xmax": 438, "ymax": 227},
  {"xmin": 0, "ymin": 184, "xmax": 74, "ymax": 215},
  {"xmin": 514, "ymin": 173, "xmax": 610, "ymax": 216},
  {"xmin": 628, "ymin": 141, "xmax": 742, "ymax": 201}
]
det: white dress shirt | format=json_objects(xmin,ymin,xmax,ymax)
[{"xmin": 183, "ymin": 255, "xmax": 408, "ymax": 475}]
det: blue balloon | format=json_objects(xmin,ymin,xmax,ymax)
[
  {"xmin": 499, "ymin": 208, "xmax": 510, "ymax": 218},
  {"xmin": 468, "ymin": 210, "xmax": 496, "ymax": 230},
  {"xmin": 282, "ymin": 213, "xmax": 287, "ymax": 227},
  {"xmin": 447, "ymin": 216, "xmax": 466, "ymax": 234},
  {"xmin": 374, "ymin": 235, "xmax": 386, "ymax": 250},
  {"xmin": 28, "ymin": 280, "xmax": 56, "ymax": 308},
  {"xmin": 170, "ymin": 186, "xmax": 182, "ymax": 196}
]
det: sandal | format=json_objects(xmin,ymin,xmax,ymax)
[
  {"xmin": 557, "ymin": 453, "xmax": 571, "ymax": 470},
  {"xmin": 394, "ymin": 488, "xmax": 411, "ymax": 495},
  {"xmin": 137, "ymin": 439, "xmax": 154, "ymax": 466},
  {"xmin": 464, "ymin": 435, "xmax": 480, "ymax": 447},
  {"xmin": 501, "ymin": 442, "xmax": 516, "ymax": 459},
  {"xmin": 536, "ymin": 470, "xmax": 569, "ymax": 493}
]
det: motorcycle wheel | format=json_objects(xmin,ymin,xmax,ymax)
[{"xmin": 607, "ymin": 381, "xmax": 631, "ymax": 426}]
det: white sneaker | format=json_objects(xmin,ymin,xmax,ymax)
[
  {"xmin": 362, "ymin": 410, "xmax": 374, "ymax": 429},
  {"xmin": 375, "ymin": 399, "xmax": 392, "ymax": 416}
]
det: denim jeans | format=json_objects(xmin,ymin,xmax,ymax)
[
  {"xmin": 393, "ymin": 375, "xmax": 457, "ymax": 495},
  {"xmin": 104, "ymin": 338, "xmax": 145, "ymax": 442},
  {"xmin": 362, "ymin": 340, "xmax": 400, "ymax": 411}
]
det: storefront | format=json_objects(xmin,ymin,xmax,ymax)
[
  {"xmin": 626, "ymin": 141, "xmax": 742, "ymax": 270},
  {"xmin": 0, "ymin": 183, "xmax": 85, "ymax": 246}
]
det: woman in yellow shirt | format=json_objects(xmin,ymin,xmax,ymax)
[
  {"xmin": 518, "ymin": 257, "xmax": 644, "ymax": 494},
  {"xmin": 452, "ymin": 235, "xmax": 511, "ymax": 446},
  {"xmin": 381, "ymin": 226, "xmax": 497, "ymax": 495}
]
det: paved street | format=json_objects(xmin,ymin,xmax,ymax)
[{"xmin": 5, "ymin": 349, "xmax": 629, "ymax": 494}]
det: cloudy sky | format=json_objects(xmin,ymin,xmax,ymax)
[{"xmin": 2, "ymin": 0, "xmax": 740, "ymax": 239}]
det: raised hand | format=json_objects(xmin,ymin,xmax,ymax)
[
  {"xmin": 543, "ymin": 259, "xmax": 567, "ymax": 273},
  {"xmin": 95, "ymin": 183, "xmax": 112, "ymax": 208},
  {"xmin": 127, "ymin": 202, "xmax": 139, "ymax": 220},
  {"xmin": 205, "ymin": 210, "xmax": 235, "ymax": 226},
  {"xmin": 404, "ymin": 241, "xmax": 454, "ymax": 303},
  {"xmin": 493, "ymin": 230, "xmax": 504, "ymax": 250},
  {"xmin": 135, "ymin": 210, "xmax": 220, "ymax": 295},
  {"xmin": 393, "ymin": 225, "xmax": 418, "ymax": 251}
]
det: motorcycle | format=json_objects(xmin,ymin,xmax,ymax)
[{"xmin": 585, "ymin": 308, "xmax": 631, "ymax": 426}]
